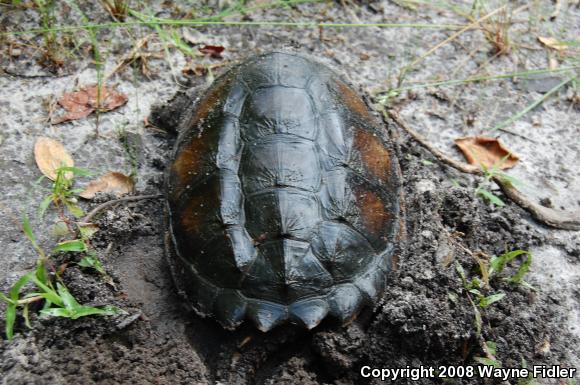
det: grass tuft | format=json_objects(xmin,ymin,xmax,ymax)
[{"xmin": 1, "ymin": 166, "xmax": 121, "ymax": 340}]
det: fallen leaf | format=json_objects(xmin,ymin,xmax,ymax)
[
  {"xmin": 198, "ymin": 45, "xmax": 225, "ymax": 58},
  {"xmin": 182, "ymin": 62, "xmax": 207, "ymax": 77},
  {"xmin": 79, "ymin": 171, "xmax": 135, "ymax": 199},
  {"xmin": 537, "ymin": 36, "xmax": 567, "ymax": 52},
  {"xmin": 53, "ymin": 85, "xmax": 128, "ymax": 124},
  {"xmin": 56, "ymin": 89, "xmax": 94, "ymax": 122},
  {"xmin": 34, "ymin": 137, "xmax": 74, "ymax": 180},
  {"xmin": 454, "ymin": 136, "xmax": 519, "ymax": 170}
]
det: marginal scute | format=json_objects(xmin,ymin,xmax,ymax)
[
  {"xmin": 328, "ymin": 284, "xmax": 363, "ymax": 323},
  {"xmin": 181, "ymin": 262, "xmax": 219, "ymax": 317},
  {"xmin": 333, "ymin": 79, "xmax": 376, "ymax": 123},
  {"xmin": 289, "ymin": 298, "xmax": 329, "ymax": 329},
  {"xmin": 353, "ymin": 127, "xmax": 392, "ymax": 184},
  {"xmin": 177, "ymin": 176, "xmax": 220, "ymax": 238},
  {"xmin": 170, "ymin": 133, "xmax": 217, "ymax": 200},
  {"xmin": 246, "ymin": 300, "xmax": 287, "ymax": 332},
  {"xmin": 353, "ymin": 185, "xmax": 393, "ymax": 249},
  {"xmin": 192, "ymin": 232, "xmax": 247, "ymax": 289},
  {"xmin": 185, "ymin": 74, "xmax": 232, "ymax": 131},
  {"xmin": 354, "ymin": 267, "xmax": 386, "ymax": 302},
  {"xmin": 213, "ymin": 289, "xmax": 247, "ymax": 329}
]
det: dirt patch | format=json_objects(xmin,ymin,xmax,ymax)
[{"xmin": 1, "ymin": 136, "xmax": 577, "ymax": 385}]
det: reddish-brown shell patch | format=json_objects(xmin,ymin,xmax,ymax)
[
  {"xmin": 186, "ymin": 75, "xmax": 231, "ymax": 131},
  {"xmin": 171, "ymin": 77, "xmax": 233, "ymax": 199},
  {"xmin": 335, "ymin": 80, "xmax": 375, "ymax": 122},
  {"xmin": 355, "ymin": 189, "xmax": 391, "ymax": 236},
  {"xmin": 180, "ymin": 194, "xmax": 211, "ymax": 235},
  {"xmin": 171, "ymin": 137, "xmax": 211, "ymax": 200},
  {"xmin": 353, "ymin": 128, "xmax": 392, "ymax": 184}
]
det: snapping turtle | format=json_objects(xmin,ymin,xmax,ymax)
[{"xmin": 165, "ymin": 51, "xmax": 404, "ymax": 331}]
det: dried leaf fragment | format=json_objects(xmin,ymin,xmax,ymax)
[
  {"xmin": 182, "ymin": 62, "xmax": 207, "ymax": 77},
  {"xmin": 537, "ymin": 36, "xmax": 567, "ymax": 52},
  {"xmin": 53, "ymin": 85, "xmax": 128, "ymax": 124},
  {"xmin": 34, "ymin": 137, "xmax": 74, "ymax": 180},
  {"xmin": 454, "ymin": 136, "xmax": 519, "ymax": 170},
  {"xmin": 79, "ymin": 172, "xmax": 135, "ymax": 199},
  {"xmin": 198, "ymin": 45, "xmax": 225, "ymax": 58}
]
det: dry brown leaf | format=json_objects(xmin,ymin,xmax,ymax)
[
  {"xmin": 198, "ymin": 45, "xmax": 225, "ymax": 58},
  {"xmin": 537, "ymin": 36, "xmax": 567, "ymax": 52},
  {"xmin": 34, "ymin": 137, "xmax": 74, "ymax": 180},
  {"xmin": 79, "ymin": 171, "xmax": 135, "ymax": 199},
  {"xmin": 182, "ymin": 62, "xmax": 207, "ymax": 77},
  {"xmin": 53, "ymin": 85, "xmax": 128, "ymax": 124},
  {"xmin": 454, "ymin": 136, "xmax": 519, "ymax": 170}
]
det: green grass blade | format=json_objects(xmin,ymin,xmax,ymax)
[
  {"xmin": 56, "ymin": 283, "xmax": 80, "ymax": 310},
  {"xmin": 70, "ymin": 305, "xmax": 121, "ymax": 319},
  {"xmin": 22, "ymin": 214, "xmax": 38, "ymax": 249},
  {"xmin": 480, "ymin": 292, "xmax": 506, "ymax": 308},
  {"xmin": 31, "ymin": 277, "xmax": 64, "ymax": 307},
  {"xmin": 490, "ymin": 250, "xmax": 528, "ymax": 274},
  {"xmin": 508, "ymin": 252, "xmax": 533, "ymax": 284},
  {"xmin": 52, "ymin": 239, "xmax": 87, "ymax": 253},
  {"xmin": 9, "ymin": 272, "xmax": 34, "ymax": 302},
  {"xmin": 0, "ymin": 20, "xmax": 467, "ymax": 37},
  {"xmin": 78, "ymin": 255, "xmax": 105, "ymax": 275},
  {"xmin": 5, "ymin": 303, "xmax": 17, "ymax": 340},
  {"xmin": 0, "ymin": 292, "xmax": 13, "ymax": 304},
  {"xmin": 37, "ymin": 195, "xmax": 54, "ymax": 219},
  {"xmin": 476, "ymin": 189, "xmax": 505, "ymax": 206},
  {"xmin": 41, "ymin": 308, "xmax": 72, "ymax": 318}
]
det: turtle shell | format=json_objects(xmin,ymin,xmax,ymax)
[{"xmin": 166, "ymin": 51, "xmax": 404, "ymax": 331}]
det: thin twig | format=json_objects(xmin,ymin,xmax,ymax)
[
  {"xmin": 387, "ymin": 110, "xmax": 580, "ymax": 231},
  {"xmin": 82, "ymin": 194, "xmax": 163, "ymax": 223}
]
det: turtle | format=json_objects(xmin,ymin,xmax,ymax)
[{"xmin": 164, "ymin": 51, "xmax": 404, "ymax": 332}]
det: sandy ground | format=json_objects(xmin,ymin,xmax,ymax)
[{"xmin": 0, "ymin": 1, "xmax": 578, "ymax": 384}]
